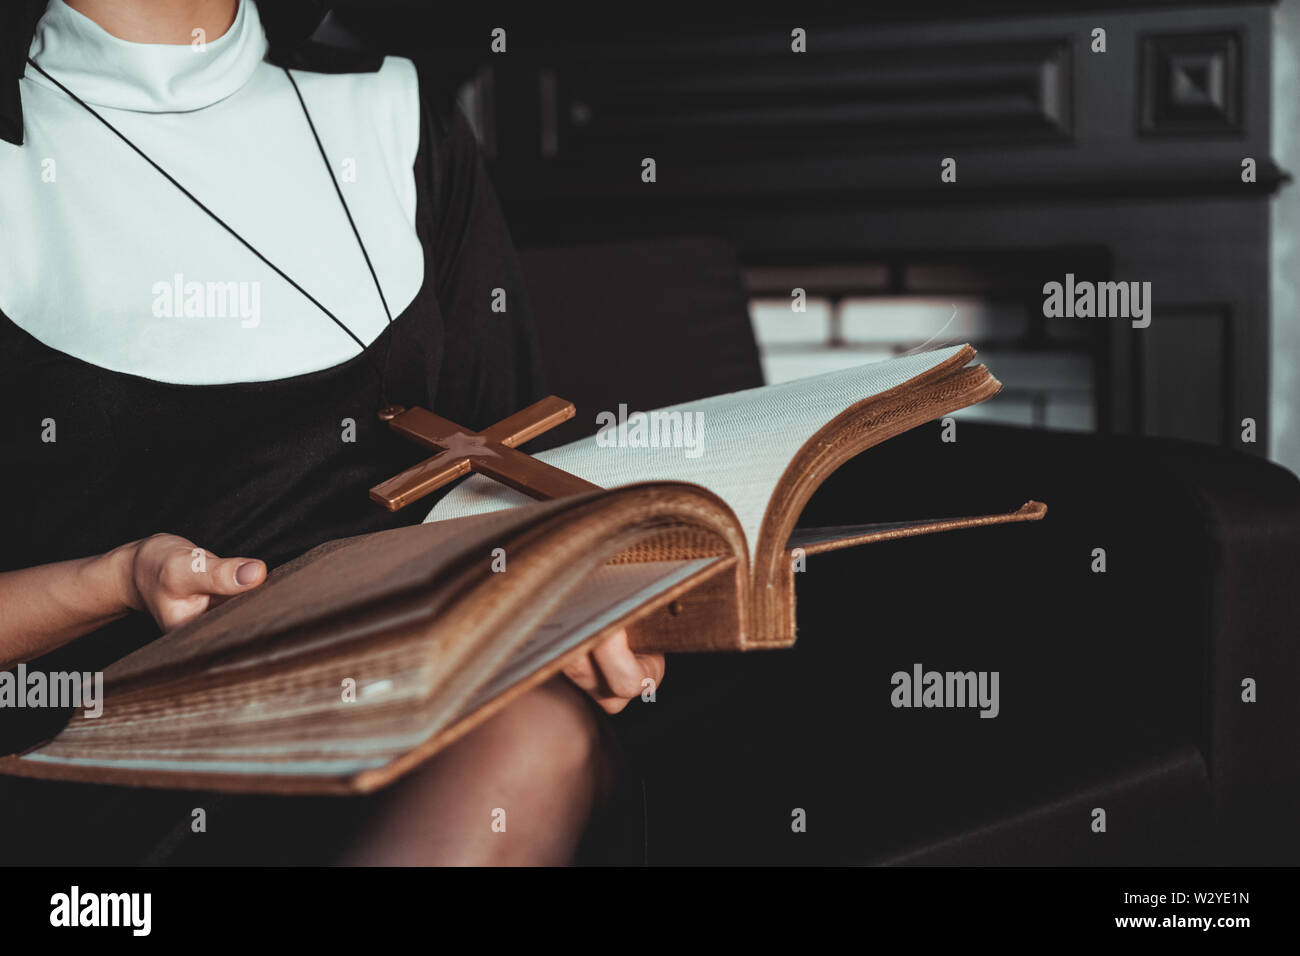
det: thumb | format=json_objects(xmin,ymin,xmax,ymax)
[{"xmin": 197, "ymin": 555, "xmax": 266, "ymax": 596}]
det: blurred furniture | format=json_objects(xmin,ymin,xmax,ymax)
[{"xmin": 519, "ymin": 238, "xmax": 762, "ymax": 447}]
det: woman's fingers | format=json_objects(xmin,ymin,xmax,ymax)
[
  {"xmin": 202, "ymin": 556, "xmax": 266, "ymax": 596},
  {"xmin": 158, "ymin": 547, "xmax": 264, "ymax": 599},
  {"xmin": 561, "ymin": 629, "xmax": 666, "ymax": 714},
  {"xmin": 560, "ymin": 649, "xmax": 604, "ymax": 698},
  {"xmin": 591, "ymin": 630, "xmax": 654, "ymax": 700},
  {"xmin": 132, "ymin": 535, "xmax": 267, "ymax": 632},
  {"xmin": 151, "ymin": 591, "xmax": 213, "ymax": 632},
  {"xmin": 636, "ymin": 651, "xmax": 666, "ymax": 693}
]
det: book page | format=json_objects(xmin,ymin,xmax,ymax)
[
  {"xmin": 425, "ymin": 346, "xmax": 966, "ymax": 557},
  {"xmin": 787, "ymin": 501, "xmax": 1047, "ymax": 555}
]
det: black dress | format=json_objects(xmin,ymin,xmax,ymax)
[{"xmin": 0, "ymin": 86, "xmax": 546, "ymax": 864}]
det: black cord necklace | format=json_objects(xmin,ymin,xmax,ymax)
[{"xmin": 25, "ymin": 57, "xmax": 401, "ymax": 414}]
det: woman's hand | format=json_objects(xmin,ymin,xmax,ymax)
[
  {"xmin": 0, "ymin": 534, "xmax": 268, "ymax": 666},
  {"xmin": 561, "ymin": 628, "xmax": 664, "ymax": 714},
  {"xmin": 124, "ymin": 533, "xmax": 267, "ymax": 632}
]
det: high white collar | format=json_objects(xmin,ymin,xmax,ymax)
[{"xmin": 26, "ymin": 0, "xmax": 267, "ymax": 113}]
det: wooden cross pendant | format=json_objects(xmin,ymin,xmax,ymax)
[{"xmin": 370, "ymin": 396, "xmax": 602, "ymax": 512}]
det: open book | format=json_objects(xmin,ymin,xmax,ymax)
[{"xmin": 0, "ymin": 344, "xmax": 1044, "ymax": 794}]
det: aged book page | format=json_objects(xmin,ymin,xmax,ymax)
[{"xmin": 425, "ymin": 346, "xmax": 969, "ymax": 556}]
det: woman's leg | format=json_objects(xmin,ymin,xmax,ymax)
[{"xmin": 337, "ymin": 675, "xmax": 615, "ymax": 866}]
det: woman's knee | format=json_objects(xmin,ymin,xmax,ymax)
[
  {"xmin": 432, "ymin": 676, "xmax": 614, "ymax": 864},
  {"xmin": 337, "ymin": 676, "xmax": 613, "ymax": 865},
  {"xmin": 470, "ymin": 676, "xmax": 613, "ymax": 803}
]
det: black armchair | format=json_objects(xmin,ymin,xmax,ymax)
[{"xmin": 521, "ymin": 237, "xmax": 1300, "ymax": 866}]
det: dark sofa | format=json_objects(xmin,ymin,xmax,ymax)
[{"xmin": 522, "ymin": 237, "xmax": 1300, "ymax": 866}]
